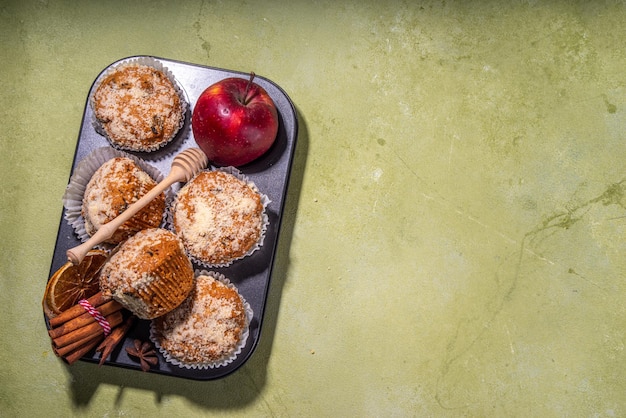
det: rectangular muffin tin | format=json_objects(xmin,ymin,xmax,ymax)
[{"xmin": 46, "ymin": 56, "xmax": 298, "ymax": 380}]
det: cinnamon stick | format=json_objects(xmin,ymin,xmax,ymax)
[
  {"xmin": 48, "ymin": 300, "xmax": 123, "ymax": 339},
  {"xmin": 57, "ymin": 338, "xmax": 102, "ymax": 365},
  {"xmin": 48, "ymin": 292, "xmax": 109, "ymax": 328},
  {"xmin": 52, "ymin": 311, "xmax": 124, "ymax": 349},
  {"xmin": 96, "ymin": 315, "xmax": 136, "ymax": 365},
  {"xmin": 55, "ymin": 332, "xmax": 103, "ymax": 357}
]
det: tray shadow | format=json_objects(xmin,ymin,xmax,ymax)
[{"xmin": 64, "ymin": 104, "xmax": 309, "ymax": 411}]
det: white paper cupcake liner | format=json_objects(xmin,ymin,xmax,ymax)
[
  {"xmin": 90, "ymin": 56, "xmax": 189, "ymax": 156},
  {"xmin": 62, "ymin": 147, "xmax": 169, "ymax": 249},
  {"xmin": 149, "ymin": 270, "xmax": 253, "ymax": 370},
  {"xmin": 166, "ymin": 166, "xmax": 271, "ymax": 268}
]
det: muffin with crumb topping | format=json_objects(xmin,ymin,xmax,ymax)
[
  {"xmin": 151, "ymin": 271, "xmax": 251, "ymax": 368},
  {"xmin": 99, "ymin": 228, "xmax": 194, "ymax": 319},
  {"xmin": 171, "ymin": 169, "xmax": 268, "ymax": 267},
  {"xmin": 82, "ymin": 156, "xmax": 166, "ymax": 245},
  {"xmin": 92, "ymin": 63, "xmax": 185, "ymax": 152}
]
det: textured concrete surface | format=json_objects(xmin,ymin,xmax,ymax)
[{"xmin": 1, "ymin": 0, "xmax": 625, "ymax": 416}]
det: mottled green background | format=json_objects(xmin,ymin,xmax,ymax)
[{"xmin": 1, "ymin": 0, "xmax": 625, "ymax": 416}]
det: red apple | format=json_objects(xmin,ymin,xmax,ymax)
[{"xmin": 192, "ymin": 72, "xmax": 279, "ymax": 167}]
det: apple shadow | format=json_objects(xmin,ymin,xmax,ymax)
[{"xmin": 65, "ymin": 104, "xmax": 309, "ymax": 411}]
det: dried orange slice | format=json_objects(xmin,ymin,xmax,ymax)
[{"xmin": 43, "ymin": 249, "xmax": 108, "ymax": 318}]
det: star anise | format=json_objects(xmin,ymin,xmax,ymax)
[{"xmin": 125, "ymin": 339, "xmax": 158, "ymax": 372}]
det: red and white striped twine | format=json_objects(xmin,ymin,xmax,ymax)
[{"xmin": 78, "ymin": 299, "xmax": 111, "ymax": 336}]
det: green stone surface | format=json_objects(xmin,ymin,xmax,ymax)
[{"xmin": 1, "ymin": 1, "xmax": 625, "ymax": 416}]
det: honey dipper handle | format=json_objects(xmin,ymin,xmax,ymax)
[{"xmin": 66, "ymin": 148, "xmax": 208, "ymax": 265}]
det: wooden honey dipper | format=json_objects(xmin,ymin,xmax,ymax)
[{"xmin": 66, "ymin": 147, "xmax": 209, "ymax": 265}]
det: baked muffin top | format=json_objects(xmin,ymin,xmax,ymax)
[
  {"xmin": 99, "ymin": 228, "xmax": 194, "ymax": 319},
  {"xmin": 93, "ymin": 64, "xmax": 184, "ymax": 152},
  {"xmin": 172, "ymin": 170, "xmax": 265, "ymax": 265},
  {"xmin": 152, "ymin": 273, "xmax": 248, "ymax": 365},
  {"xmin": 82, "ymin": 157, "xmax": 165, "ymax": 245}
]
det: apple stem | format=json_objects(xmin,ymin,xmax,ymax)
[{"xmin": 243, "ymin": 72, "xmax": 256, "ymax": 105}]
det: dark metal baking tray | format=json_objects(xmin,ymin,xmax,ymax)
[{"xmin": 45, "ymin": 56, "xmax": 298, "ymax": 380}]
